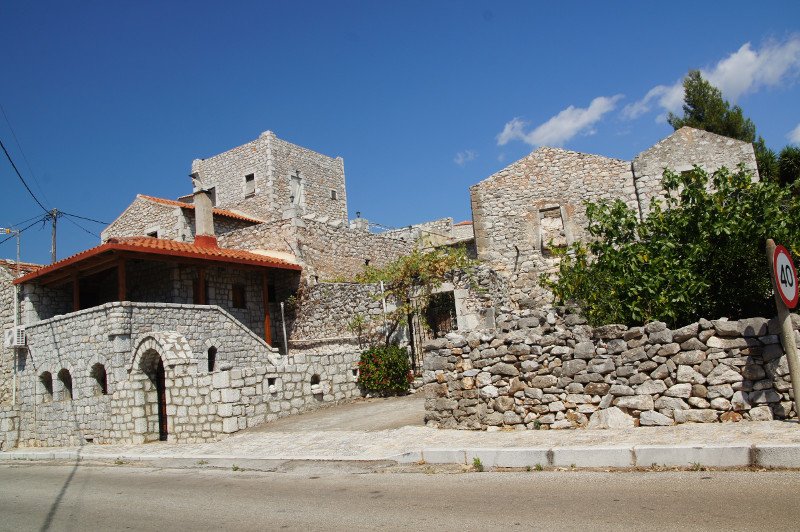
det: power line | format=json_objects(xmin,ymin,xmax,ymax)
[
  {"xmin": 0, "ymin": 136, "xmax": 50, "ymax": 215},
  {"xmin": 12, "ymin": 213, "xmax": 48, "ymax": 227},
  {"xmin": 0, "ymin": 215, "xmax": 49, "ymax": 246},
  {"xmin": 62, "ymin": 214, "xmax": 100, "ymax": 239},
  {"xmin": 0, "ymin": 102, "xmax": 52, "ymax": 209},
  {"xmin": 61, "ymin": 211, "xmax": 108, "ymax": 225}
]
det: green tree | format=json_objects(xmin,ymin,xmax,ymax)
[
  {"xmin": 542, "ymin": 165, "xmax": 800, "ymax": 327},
  {"xmin": 779, "ymin": 145, "xmax": 800, "ymax": 187},
  {"xmin": 667, "ymin": 70, "xmax": 777, "ymax": 180}
]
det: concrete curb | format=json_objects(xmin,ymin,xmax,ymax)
[
  {"xmin": 3, "ymin": 443, "xmax": 800, "ymax": 470},
  {"xmin": 391, "ymin": 443, "xmax": 800, "ymax": 469}
]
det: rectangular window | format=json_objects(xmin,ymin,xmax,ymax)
[
  {"xmin": 245, "ymin": 174, "xmax": 255, "ymax": 197},
  {"xmin": 192, "ymin": 280, "xmax": 209, "ymax": 304},
  {"xmin": 232, "ymin": 284, "xmax": 247, "ymax": 309},
  {"xmin": 330, "ymin": 189, "xmax": 338, "ymax": 200},
  {"xmin": 539, "ymin": 206, "xmax": 567, "ymax": 257}
]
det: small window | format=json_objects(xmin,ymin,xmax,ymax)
[
  {"xmin": 58, "ymin": 368, "xmax": 73, "ymax": 401},
  {"xmin": 208, "ymin": 347, "xmax": 217, "ymax": 372},
  {"xmin": 330, "ymin": 189, "xmax": 338, "ymax": 200},
  {"xmin": 90, "ymin": 363, "xmax": 108, "ymax": 395},
  {"xmin": 232, "ymin": 284, "xmax": 247, "ymax": 309},
  {"xmin": 40, "ymin": 372, "xmax": 53, "ymax": 403},
  {"xmin": 245, "ymin": 174, "xmax": 255, "ymax": 197}
]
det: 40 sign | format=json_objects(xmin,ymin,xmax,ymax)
[{"xmin": 774, "ymin": 245, "xmax": 799, "ymax": 309}]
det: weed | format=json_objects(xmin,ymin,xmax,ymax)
[
  {"xmin": 472, "ymin": 457, "xmax": 484, "ymax": 472},
  {"xmin": 534, "ymin": 463, "xmax": 543, "ymax": 472},
  {"xmin": 533, "ymin": 420, "xmax": 542, "ymax": 430},
  {"xmin": 690, "ymin": 462, "xmax": 705, "ymax": 471},
  {"xmin": 525, "ymin": 465, "xmax": 532, "ymax": 472},
  {"xmin": 197, "ymin": 459, "xmax": 209, "ymax": 466},
  {"xmin": 113, "ymin": 458, "xmax": 125, "ymax": 466},
  {"xmin": 232, "ymin": 464, "xmax": 242, "ymax": 472}
]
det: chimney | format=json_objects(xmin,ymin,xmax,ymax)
[{"xmin": 190, "ymin": 170, "xmax": 217, "ymax": 248}]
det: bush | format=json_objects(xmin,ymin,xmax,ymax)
[
  {"xmin": 542, "ymin": 165, "xmax": 800, "ymax": 327},
  {"xmin": 357, "ymin": 345, "xmax": 412, "ymax": 395}
]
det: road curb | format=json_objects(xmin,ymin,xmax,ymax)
[{"xmin": 4, "ymin": 443, "xmax": 800, "ymax": 470}]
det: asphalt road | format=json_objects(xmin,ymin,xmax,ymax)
[{"xmin": 2, "ymin": 464, "xmax": 800, "ymax": 531}]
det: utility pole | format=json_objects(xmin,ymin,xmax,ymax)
[{"xmin": 50, "ymin": 208, "xmax": 58, "ymax": 263}]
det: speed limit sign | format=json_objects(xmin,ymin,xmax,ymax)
[{"xmin": 774, "ymin": 245, "xmax": 799, "ymax": 309}]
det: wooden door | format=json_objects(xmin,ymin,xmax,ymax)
[{"xmin": 156, "ymin": 359, "xmax": 168, "ymax": 441}]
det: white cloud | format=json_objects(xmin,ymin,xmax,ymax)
[
  {"xmin": 454, "ymin": 149, "xmax": 477, "ymax": 166},
  {"xmin": 789, "ymin": 123, "xmax": 800, "ymax": 144},
  {"xmin": 496, "ymin": 95, "xmax": 623, "ymax": 147},
  {"xmin": 624, "ymin": 36, "xmax": 800, "ymax": 120}
]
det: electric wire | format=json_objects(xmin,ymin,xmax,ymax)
[
  {"xmin": 0, "ymin": 137, "xmax": 50, "ymax": 215},
  {"xmin": 0, "ymin": 215, "xmax": 49, "ymax": 246},
  {"xmin": 61, "ymin": 211, "xmax": 108, "ymax": 225},
  {"xmin": 0, "ymin": 102, "xmax": 52, "ymax": 209},
  {"xmin": 62, "ymin": 214, "xmax": 100, "ymax": 239}
]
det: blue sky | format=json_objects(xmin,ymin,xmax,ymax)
[{"xmin": 1, "ymin": 1, "xmax": 799, "ymax": 264}]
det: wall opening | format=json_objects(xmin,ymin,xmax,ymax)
[
  {"xmin": 232, "ymin": 284, "xmax": 247, "ymax": 309},
  {"xmin": 539, "ymin": 206, "xmax": 567, "ymax": 257},
  {"xmin": 208, "ymin": 347, "xmax": 217, "ymax": 372},
  {"xmin": 310, "ymin": 374, "xmax": 323, "ymax": 400},
  {"xmin": 39, "ymin": 371, "xmax": 53, "ymax": 403},
  {"xmin": 425, "ymin": 291, "xmax": 457, "ymax": 337},
  {"xmin": 90, "ymin": 363, "xmax": 108, "ymax": 395},
  {"xmin": 244, "ymin": 173, "xmax": 255, "ymax": 197},
  {"xmin": 139, "ymin": 350, "xmax": 168, "ymax": 442},
  {"xmin": 57, "ymin": 368, "xmax": 73, "ymax": 401}
]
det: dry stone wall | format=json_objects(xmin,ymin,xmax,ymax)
[{"xmin": 424, "ymin": 307, "xmax": 796, "ymax": 430}]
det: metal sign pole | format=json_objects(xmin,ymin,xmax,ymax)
[{"xmin": 766, "ymin": 239, "xmax": 800, "ymax": 419}]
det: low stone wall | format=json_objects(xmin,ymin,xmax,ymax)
[{"xmin": 423, "ymin": 307, "xmax": 796, "ymax": 430}]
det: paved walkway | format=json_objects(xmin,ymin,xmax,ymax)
[{"xmin": 2, "ymin": 395, "xmax": 800, "ymax": 469}]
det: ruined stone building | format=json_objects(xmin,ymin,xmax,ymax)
[{"xmin": 470, "ymin": 127, "xmax": 758, "ymax": 305}]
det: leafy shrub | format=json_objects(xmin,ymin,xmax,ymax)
[
  {"xmin": 542, "ymin": 165, "xmax": 800, "ymax": 327},
  {"xmin": 357, "ymin": 345, "xmax": 412, "ymax": 395}
]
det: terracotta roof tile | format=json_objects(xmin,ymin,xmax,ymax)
[
  {"xmin": 138, "ymin": 194, "xmax": 264, "ymax": 224},
  {"xmin": 453, "ymin": 220, "xmax": 473, "ymax": 226},
  {"xmin": 0, "ymin": 259, "xmax": 41, "ymax": 275},
  {"xmin": 15, "ymin": 236, "xmax": 300, "ymax": 285}
]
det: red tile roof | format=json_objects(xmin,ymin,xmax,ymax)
[
  {"xmin": 15, "ymin": 236, "xmax": 300, "ymax": 285},
  {"xmin": 139, "ymin": 194, "xmax": 264, "ymax": 224},
  {"xmin": 453, "ymin": 220, "xmax": 473, "ymax": 226}
]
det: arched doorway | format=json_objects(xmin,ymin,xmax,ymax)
[
  {"xmin": 155, "ymin": 358, "xmax": 167, "ymax": 441},
  {"xmin": 139, "ymin": 350, "xmax": 168, "ymax": 442}
]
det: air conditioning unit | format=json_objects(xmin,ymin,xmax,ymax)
[{"xmin": 3, "ymin": 326, "xmax": 26, "ymax": 348}]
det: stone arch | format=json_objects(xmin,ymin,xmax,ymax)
[
  {"xmin": 129, "ymin": 332, "xmax": 193, "ymax": 443},
  {"xmin": 305, "ymin": 364, "xmax": 330, "ymax": 401}
]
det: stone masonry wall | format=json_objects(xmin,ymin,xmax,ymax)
[
  {"xmin": 424, "ymin": 306, "xmax": 796, "ymax": 430},
  {"xmin": 2, "ymin": 301, "xmax": 361, "ymax": 448},
  {"xmin": 102, "ymin": 197, "xmax": 258, "ymax": 243},
  {"xmin": 220, "ymin": 216, "xmax": 414, "ymax": 282},
  {"xmin": 1, "ymin": 264, "xmax": 17, "ymax": 405},
  {"xmin": 470, "ymin": 147, "xmax": 635, "ymax": 306},
  {"xmin": 191, "ymin": 131, "xmax": 347, "ymax": 225},
  {"xmin": 632, "ymin": 127, "xmax": 759, "ymax": 217}
]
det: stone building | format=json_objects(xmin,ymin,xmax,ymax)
[
  {"xmin": 0, "ymin": 130, "xmax": 488, "ymax": 449},
  {"xmin": 470, "ymin": 127, "xmax": 759, "ymax": 306}
]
